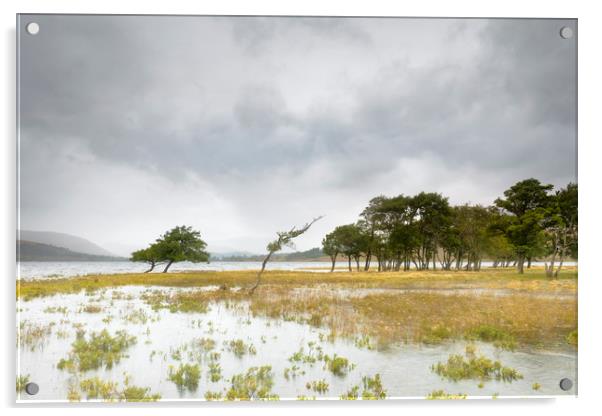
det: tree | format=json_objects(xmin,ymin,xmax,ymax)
[
  {"xmin": 410, "ymin": 192, "xmax": 452, "ymax": 270},
  {"xmin": 544, "ymin": 183, "xmax": 578, "ymax": 277},
  {"xmin": 368, "ymin": 194, "xmax": 417, "ymax": 271},
  {"xmin": 452, "ymin": 205, "xmax": 493, "ymax": 271},
  {"xmin": 494, "ymin": 179, "xmax": 553, "ymax": 274},
  {"xmin": 153, "ymin": 226, "xmax": 210, "ymax": 273},
  {"xmin": 494, "ymin": 178, "xmax": 553, "ymax": 217},
  {"xmin": 322, "ymin": 231, "xmax": 340, "ymax": 272},
  {"xmin": 130, "ymin": 244, "xmax": 161, "ymax": 273},
  {"xmin": 249, "ymin": 217, "xmax": 322, "ymax": 294},
  {"xmin": 330, "ymin": 224, "xmax": 364, "ymax": 272}
]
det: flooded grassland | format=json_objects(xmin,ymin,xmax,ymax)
[{"xmin": 16, "ymin": 267, "xmax": 577, "ymax": 402}]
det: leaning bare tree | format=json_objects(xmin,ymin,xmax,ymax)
[{"xmin": 248, "ymin": 216, "xmax": 323, "ymax": 295}]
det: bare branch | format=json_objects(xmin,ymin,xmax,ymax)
[{"xmin": 248, "ymin": 216, "xmax": 323, "ymax": 295}]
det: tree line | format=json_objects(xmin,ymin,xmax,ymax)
[{"xmin": 322, "ymin": 179, "xmax": 577, "ymax": 276}]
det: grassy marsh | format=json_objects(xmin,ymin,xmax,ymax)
[
  {"xmin": 17, "ymin": 267, "xmax": 577, "ymax": 300},
  {"xmin": 17, "ymin": 267, "xmax": 577, "ymax": 401}
]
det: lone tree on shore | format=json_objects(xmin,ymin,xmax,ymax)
[
  {"xmin": 131, "ymin": 226, "xmax": 210, "ymax": 273},
  {"xmin": 130, "ymin": 244, "xmax": 161, "ymax": 273},
  {"xmin": 249, "ymin": 216, "xmax": 323, "ymax": 294}
]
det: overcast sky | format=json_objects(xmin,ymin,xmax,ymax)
[{"xmin": 18, "ymin": 16, "xmax": 577, "ymax": 256}]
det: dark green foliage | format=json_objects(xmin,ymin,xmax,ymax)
[
  {"xmin": 154, "ymin": 226, "xmax": 210, "ymax": 272},
  {"xmin": 494, "ymin": 179, "xmax": 554, "ymax": 274},
  {"xmin": 323, "ymin": 178, "xmax": 577, "ymax": 274},
  {"xmin": 132, "ymin": 226, "xmax": 209, "ymax": 273},
  {"xmin": 543, "ymin": 183, "xmax": 578, "ymax": 277},
  {"xmin": 130, "ymin": 244, "xmax": 162, "ymax": 273}
]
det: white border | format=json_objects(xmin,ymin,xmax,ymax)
[{"xmin": 3, "ymin": 1, "xmax": 601, "ymax": 415}]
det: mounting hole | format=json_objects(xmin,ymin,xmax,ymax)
[
  {"xmin": 559, "ymin": 378, "xmax": 573, "ymax": 391},
  {"xmin": 24, "ymin": 382, "xmax": 39, "ymax": 395},
  {"xmin": 559, "ymin": 26, "xmax": 573, "ymax": 39},
  {"xmin": 26, "ymin": 22, "xmax": 40, "ymax": 35}
]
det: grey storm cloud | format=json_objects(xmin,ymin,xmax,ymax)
[{"xmin": 18, "ymin": 15, "xmax": 577, "ymax": 255}]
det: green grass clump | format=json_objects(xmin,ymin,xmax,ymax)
[
  {"xmin": 324, "ymin": 354, "xmax": 354, "ymax": 377},
  {"xmin": 226, "ymin": 366, "xmax": 278, "ymax": 400},
  {"xmin": 431, "ymin": 347, "xmax": 523, "ymax": 383},
  {"xmin": 422, "ymin": 324, "xmax": 453, "ymax": 344},
  {"xmin": 288, "ymin": 344, "xmax": 324, "ymax": 364},
  {"xmin": 81, "ymin": 304, "xmax": 102, "ymax": 314},
  {"xmin": 305, "ymin": 379, "xmax": 329, "ymax": 394},
  {"xmin": 566, "ymin": 329, "xmax": 578, "ymax": 346},
  {"xmin": 79, "ymin": 377, "xmax": 119, "ymax": 400},
  {"xmin": 194, "ymin": 337, "xmax": 216, "ymax": 352},
  {"xmin": 168, "ymin": 363, "xmax": 201, "ymax": 392},
  {"xmin": 283, "ymin": 365, "xmax": 305, "ymax": 380},
  {"xmin": 204, "ymin": 391, "xmax": 223, "ymax": 401},
  {"xmin": 361, "ymin": 374, "xmax": 387, "ymax": 400},
  {"xmin": 340, "ymin": 385, "xmax": 359, "ymax": 400},
  {"xmin": 78, "ymin": 376, "xmax": 160, "ymax": 402},
  {"xmin": 121, "ymin": 386, "xmax": 161, "ymax": 402},
  {"xmin": 532, "ymin": 383, "xmax": 541, "ymax": 391},
  {"xmin": 426, "ymin": 390, "xmax": 467, "ymax": 400},
  {"xmin": 168, "ymin": 295, "xmax": 210, "ymax": 313},
  {"xmin": 208, "ymin": 362, "xmax": 222, "ymax": 382},
  {"xmin": 354, "ymin": 335, "xmax": 375, "ymax": 350},
  {"xmin": 57, "ymin": 329, "xmax": 136, "ymax": 372},
  {"xmin": 122, "ymin": 308, "xmax": 150, "ymax": 324},
  {"xmin": 16, "ymin": 374, "xmax": 29, "ymax": 393},
  {"xmin": 18, "ymin": 321, "xmax": 54, "ymax": 351},
  {"xmin": 466, "ymin": 325, "xmax": 517, "ymax": 350},
  {"xmin": 44, "ymin": 306, "xmax": 68, "ymax": 314},
  {"xmin": 227, "ymin": 339, "xmax": 257, "ymax": 358},
  {"xmin": 141, "ymin": 290, "xmax": 210, "ymax": 313}
]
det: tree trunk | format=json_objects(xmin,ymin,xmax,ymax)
[
  {"xmin": 545, "ymin": 249, "xmax": 557, "ymax": 278},
  {"xmin": 364, "ymin": 252, "xmax": 371, "ymax": 271},
  {"xmin": 554, "ymin": 256, "xmax": 565, "ymax": 278},
  {"xmin": 517, "ymin": 256, "xmax": 525, "ymax": 274},
  {"xmin": 330, "ymin": 253, "xmax": 337, "ymax": 272},
  {"xmin": 554, "ymin": 234, "xmax": 567, "ymax": 278},
  {"xmin": 348, "ymin": 256, "xmax": 352, "ymax": 272},
  {"xmin": 162, "ymin": 260, "xmax": 174, "ymax": 273},
  {"xmin": 527, "ymin": 257, "xmax": 532, "ymax": 268},
  {"xmin": 249, "ymin": 251, "xmax": 274, "ymax": 294},
  {"xmin": 145, "ymin": 261, "xmax": 156, "ymax": 273}
]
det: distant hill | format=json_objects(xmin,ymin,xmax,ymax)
[
  {"xmin": 18, "ymin": 230, "xmax": 115, "ymax": 257},
  {"xmin": 17, "ymin": 240, "xmax": 125, "ymax": 262},
  {"xmin": 210, "ymin": 250, "xmax": 257, "ymax": 260},
  {"xmin": 217, "ymin": 247, "xmax": 327, "ymax": 262}
]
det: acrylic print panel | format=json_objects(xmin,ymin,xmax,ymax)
[{"xmin": 16, "ymin": 15, "xmax": 577, "ymax": 402}]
